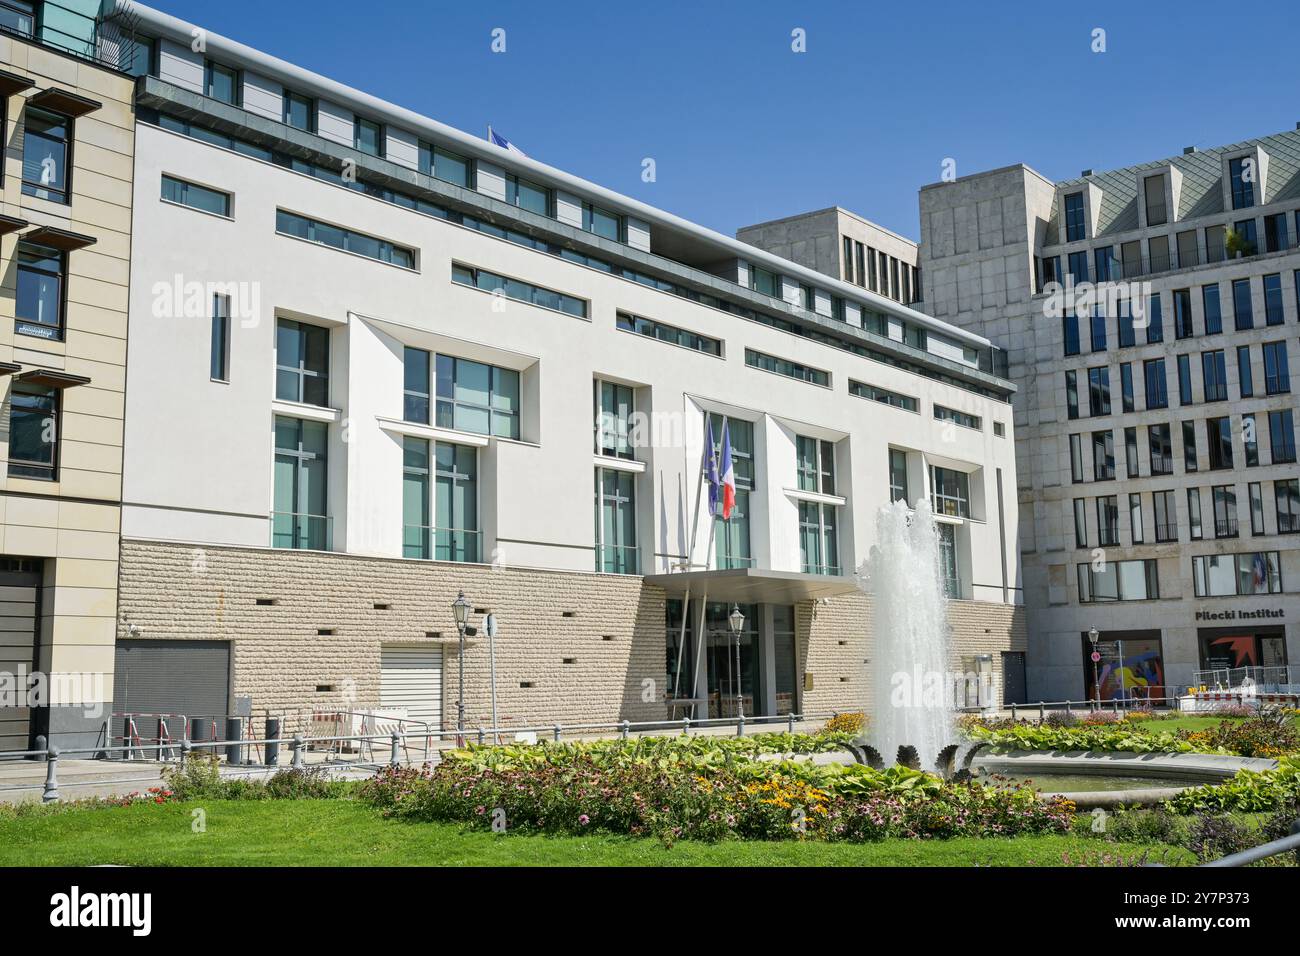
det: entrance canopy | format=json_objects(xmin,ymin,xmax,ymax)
[{"xmin": 644, "ymin": 567, "xmax": 859, "ymax": 604}]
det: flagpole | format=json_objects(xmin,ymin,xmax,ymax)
[{"xmin": 671, "ymin": 412, "xmax": 715, "ymax": 711}]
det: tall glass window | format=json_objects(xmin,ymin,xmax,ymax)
[
  {"xmin": 403, "ymin": 440, "xmax": 481, "ymax": 562},
  {"xmin": 1177, "ymin": 354, "xmax": 1193, "ymax": 405},
  {"xmin": 1120, "ymin": 364, "xmax": 1135, "ymax": 413},
  {"xmin": 1153, "ymin": 491, "xmax": 1177, "ymax": 542},
  {"xmin": 1097, "ymin": 495, "xmax": 1119, "ymax": 546},
  {"xmin": 595, "ymin": 380, "xmax": 635, "ymax": 460},
  {"xmin": 1263, "ymin": 342, "xmax": 1291, "ymax": 395},
  {"xmin": 204, "ymin": 61, "xmax": 240, "ymax": 104},
  {"xmin": 15, "ymin": 243, "xmax": 64, "ymax": 340},
  {"xmin": 435, "ymin": 355, "xmax": 520, "ymax": 439},
  {"xmin": 1263, "ymin": 274, "xmax": 1284, "ymax": 325},
  {"xmin": 1232, "ymin": 278, "xmax": 1253, "ymax": 330},
  {"xmin": 21, "ymin": 108, "xmax": 70, "ymax": 203},
  {"xmin": 1145, "ymin": 292, "xmax": 1164, "ymax": 343},
  {"xmin": 1066, "ymin": 370, "xmax": 1079, "ymax": 419},
  {"xmin": 1237, "ymin": 346, "xmax": 1254, "ymax": 398},
  {"xmin": 1183, "ymin": 421, "xmax": 1199, "ymax": 472},
  {"xmin": 1143, "ymin": 359, "xmax": 1167, "ymax": 410},
  {"xmin": 595, "ymin": 467, "xmax": 637, "ymax": 574},
  {"xmin": 403, "ymin": 347, "xmax": 430, "ymax": 424},
  {"xmin": 1207, "ymin": 417, "xmax": 1234, "ymax": 469},
  {"xmin": 888, "ymin": 449, "xmax": 909, "ymax": 503},
  {"xmin": 1201, "ymin": 284, "xmax": 1222, "ymax": 335},
  {"xmin": 1270, "ymin": 410, "xmax": 1296, "ymax": 464},
  {"xmin": 929, "ymin": 466, "xmax": 970, "ymax": 518},
  {"xmin": 710, "ymin": 416, "xmax": 754, "ymax": 569},
  {"xmin": 1202, "ymin": 350, "xmax": 1228, "ymax": 402},
  {"xmin": 1244, "ymin": 413, "xmax": 1259, "ymax": 467},
  {"xmin": 796, "ymin": 436, "xmax": 836, "ymax": 495},
  {"xmin": 275, "ymin": 319, "xmax": 330, "ymax": 406},
  {"xmin": 7, "ymin": 384, "xmax": 58, "ymax": 480},
  {"xmin": 1088, "ymin": 366, "xmax": 1111, "ymax": 415},
  {"xmin": 1147, "ymin": 424, "xmax": 1171, "ymax": 476},
  {"xmin": 1229, "ymin": 157, "xmax": 1255, "ymax": 209},
  {"xmin": 1173, "ymin": 289, "xmax": 1194, "ymax": 339},
  {"xmin": 799, "ymin": 501, "xmax": 840, "ymax": 576},
  {"xmin": 1063, "ymin": 192, "xmax": 1086, "ymax": 242},
  {"xmin": 354, "ymin": 117, "xmax": 383, "ymax": 156},
  {"xmin": 937, "ymin": 523, "xmax": 960, "ymax": 598},
  {"xmin": 284, "ymin": 91, "xmax": 315, "ymax": 131},
  {"xmin": 272, "ymin": 417, "xmax": 329, "ymax": 550},
  {"xmin": 1188, "ymin": 488, "xmax": 1203, "ymax": 540},
  {"xmin": 1212, "ymin": 485, "xmax": 1238, "ymax": 538},
  {"xmin": 1275, "ymin": 479, "xmax": 1300, "ymax": 534},
  {"xmin": 210, "ymin": 294, "xmax": 230, "ymax": 382}
]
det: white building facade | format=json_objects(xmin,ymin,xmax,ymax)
[{"xmin": 111, "ymin": 4, "xmax": 1024, "ymax": 736}]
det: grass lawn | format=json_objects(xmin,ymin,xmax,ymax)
[
  {"xmin": 1127, "ymin": 714, "xmax": 1300, "ymax": 736},
  {"xmin": 0, "ymin": 799, "xmax": 1194, "ymax": 867}
]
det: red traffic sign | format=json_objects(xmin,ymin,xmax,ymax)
[{"xmin": 1090, "ymin": 652, "xmax": 1102, "ymax": 663}]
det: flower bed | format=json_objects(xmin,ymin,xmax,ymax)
[
  {"xmin": 358, "ymin": 737, "xmax": 1075, "ymax": 844},
  {"xmin": 1163, "ymin": 757, "xmax": 1300, "ymax": 814},
  {"xmin": 961, "ymin": 713, "xmax": 1299, "ymax": 759}
]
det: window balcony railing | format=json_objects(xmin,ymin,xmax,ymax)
[
  {"xmin": 402, "ymin": 525, "xmax": 482, "ymax": 563},
  {"xmin": 1279, "ymin": 514, "xmax": 1300, "ymax": 534},
  {"xmin": 1150, "ymin": 455, "xmax": 1174, "ymax": 476},
  {"xmin": 1215, "ymin": 518, "xmax": 1240, "ymax": 539},
  {"xmin": 716, "ymin": 553, "xmax": 757, "ymax": 571},
  {"xmin": 1098, "ymin": 528, "xmax": 1120, "ymax": 547},
  {"xmin": 0, "ymin": 1, "xmax": 149, "ymax": 72},
  {"xmin": 595, "ymin": 543, "xmax": 640, "ymax": 575},
  {"xmin": 1155, "ymin": 524, "xmax": 1179, "ymax": 542},
  {"xmin": 270, "ymin": 512, "xmax": 332, "ymax": 551},
  {"xmin": 802, "ymin": 562, "xmax": 843, "ymax": 577}
]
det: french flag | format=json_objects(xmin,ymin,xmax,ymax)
[
  {"xmin": 719, "ymin": 421, "xmax": 736, "ymax": 520},
  {"xmin": 488, "ymin": 126, "xmax": 526, "ymax": 157}
]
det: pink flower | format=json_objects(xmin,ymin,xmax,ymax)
[{"xmin": 579, "ymin": 814, "xmax": 590, "ymax": 825}]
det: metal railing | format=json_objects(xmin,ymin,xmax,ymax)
[
  {"xmin": 1203, "ymin": 820, "xmax": 1300, "ymax": 867},
  {"xmin": 0, "ymin": 0, "xmax": 148, "ymax": 73},
  {"xmin": 270, "ymin": 512, "xmax": 332, "ymax": 551},
  {"xmin": 3, "ymin": 710, "xmax": 842, "ymax": 802},
  {"xmin": 401, "ymin": 525, "xmax": 482, "ymax": 564}
]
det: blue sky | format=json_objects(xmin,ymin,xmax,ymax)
[{"xmin": 156, "ymin": 0, "xmax": 1300, "ymax": 242}]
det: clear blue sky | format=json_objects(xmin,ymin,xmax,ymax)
[{"xmin": 156, "ymin": 0, "xmax": 1300, "ymax": 242}]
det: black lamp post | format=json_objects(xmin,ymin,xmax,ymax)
[
  {"xmin": 452, "ymin": 590, "xmax": 472, "ymax": 743},
  {"xmin": 728, "ymin": 604, "xmax": 746, "ymax": 722},
  {"xmin": 1088, "ymin": 626, "xmax": 1101, "ymax": 710}
]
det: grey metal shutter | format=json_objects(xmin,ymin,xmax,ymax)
[
  {"xmin": 112, "ymin": 640, "xmax": 231, "ymax": 745},
  {"xmin": 380, "ymin": 644, "xmax": 442, "ymax": 728},
  {"xmin": 0, "ymin": 584, "xmax": 39, "ymax": 752}
]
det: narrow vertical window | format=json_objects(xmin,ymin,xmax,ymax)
[{"xmin": 210, "ymin": 293, "xmax": 230, "ymax": 381}]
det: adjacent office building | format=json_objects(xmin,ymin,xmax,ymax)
[
  {"xmin": 99, "ymin": 4, "xmax": 1025, "ymax": 740},
  {"xmin": 0, "ymin": 3, "xmax": 144, "ymax": 750},
  {"xmin": 914, "ymin": 133, "xmax": 1300, "ymax": 701}
]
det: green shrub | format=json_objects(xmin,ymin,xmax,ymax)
[{"xmin": 1164, "ymin": 757, "xmax": 1300, "ymax": 814}]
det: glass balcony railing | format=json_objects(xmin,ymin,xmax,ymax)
[
  {"xmin": 402, "ymin": 525, "xmax": 482, "ymax": 563},
  {"xmin": 270, "ymin": 512, "xmax": 332, "ymax": 551},
  {"xmin": 801, "ymin": 562, "xmax": 843, "ymax": 577},
  {"xmin": 595, "ymin": 544, "xmax": 640, "ymax": 575}
]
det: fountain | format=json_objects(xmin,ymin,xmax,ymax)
[{"xmin": 857, "ymin": 498, "xmax": 956, "ymax": 771}]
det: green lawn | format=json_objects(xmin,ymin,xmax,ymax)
[
  {"xmin": 0, "ymin": 799, "xmax": 1193, "ymax": 867},
  {"xmin": 1126, "ymin": 714, "xmax": 1300, "ymax": 735}
]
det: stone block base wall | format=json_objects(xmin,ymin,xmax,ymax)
[
  {"xmin": 797, "ymin": 593, "xmax": 1027, "ymax": 716},
  {"xmin": 117, "ymin": 540, "xmax": 668, "ymax": 734}
]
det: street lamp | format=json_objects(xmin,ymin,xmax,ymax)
[
  {"xmin": 452, "ymin": 590, "xmax": 472, "ymax": 744},
  {"xmin": 728, "ymin": 604, "xmax": 746, "ymax": 723},
  {"xmin": 1088, "ymin": 626, "xmax": 1101, "ymax": 711}
]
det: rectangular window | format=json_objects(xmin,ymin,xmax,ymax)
[
  {"xmin": 1125, "ymin": 427, "xmax": 1139, "ymax": 478},
  {"xmin": 1088, "ymin": 366, "xmax": 1111, "ymax": 415},
  {"xmin": 1244, "ymin": 413, "xmax": 1259, "ymax": 467},
  {"xmin": 1193, "ymin": 553, "xmax": 1282, "ymax": 597},
  {"xmin": 1264, "ymin": 274, "xmax": 1284, "ymax": 325},
  {"xmin": 1147, "ymin": 424, "xmax": 1171, "ymax": 476},
  {"xmin": 934, "ymin": 405, "xmax": 982, "ymax": 431},
  {"xmin": 275, "ymin": 319, "xmax": 330, "ymax": 407},
  {"xmin": 595, "ymin": 467, "xmax": 638, "ymax": 574},
  {"xmin": 277, "ymin": 210, "xmax": 415, "ymax": 268},
  {"xmin": 799, "ymin": 501, "xmax": 840, "ymax": 576},
  {"xmin": 1275, "ymin": 479, "xmax": 1300, "ymax": 534},
  {"xmin": 796, "ymin": 435, "xmax": 836, "ymax": 495},
  {"xmin": 1232, "ymin": 278, "xmax": 1253, "ymax": 330},
  {"xmin": 1183, "ymin": 420, "xmax": 1198, "ymax": 472},
  {"xmin": 889, "ymin": 449, "xmax": 909, "ymax": 504},
  {"xmin": 1146, "ymin": 292, "xmax": 1164, "ymax": 343},
  {"xmin": 1201, "ymin": 284, "xmax": 1222, "ymax": 335},
  {"xmin": 1095, "ymin": 246, "xmax": 1113, "ymax": 283},
  {"xmin": 1233, "ymin": 219, "xmax": 1258, "ymax": 254},
  {"xmin": 1177, "ymin": 354, "xmax": 1193, "ymax": 405},
  {"xmin": 354, "ymin": 117, "xmax": 383, "ymax": 156},
  {"xmin": 749, "ymin": 265, "xmax": 779, "ymax": 297},
  {"xmin": 6, "ymin": 384, "xmax": 58, "ymax": 480},
  {"xmin": 1142, "ymin": 359, "xmax": 1167, "ymax": 410},
  {"xmin": 1094, "ymin": 429, "xmax": 1116, "ymax": 481},
  {"xmin": 616, "ymin": 312, "xmax": 720, "ymax": 356},
  {"xmin": 847, "ymin": 382, "xmax": 920, "ymax": 411},
  {"xmin": 204, "ymin": 61, "xmax": 240, "ymax": 104},
  {"xmin": 210, "ymin": 294, "xmax": 230, "ymax": 382},
  {"xmin": 1069, "ymin": 250, "xmax": 1090, "ymax": 285},
  {"xmin": 1263, "ymin": 341, "xmax": 1291, "ymax": 394},
  {"xmin": 1237, "ymin": 346, "xmax": 1254, "ymax": 398},
  {"xmin": 938, "ymin": 523, "xmax": 960, "ymax": 597},
  {"xmin": 1202, "ymin": 350, "xmax": 1228, "ymax": 402},
  {"xmin": 1144, "ymin": 174, "xmax": 1167, "ymax": 225},
  {"xmin": 1149, "ymin": 234, "xmax": 1171, "ymax": 272},
  {"xmin": 1207, "ymin": 416, "xmax": 1234, "ymax": 469},
  {"xmin": 21, "ymin": 107, "xmax": 70, "ymax": 203},
  {"xmin": 0, "ymin": 0, "xmax": 35, "ymax": 36},
  {"xmin": 1270, "ymin": 409, "xmax": 1296, "ymax": 464},
  {"xmin": 1129, "ymin": 493, "xmax": 1144, "ymax": 544},
  {"xmin": 1188, "ymin": 488, "xmax": 1203, "ymax": 540},
  {"xmin": 709, "ymin": 415, "xmax": 754, "ymax": 570},
  {"xmin": 1066, "ymin": 370, "xmax": 1079, "ymax": 420},
  {"xmin": 1249, "ymin": 482, "xmax": 1264, "ymax": 536},
  {"xmin": 596, "ymin": 380, "xmax": 636, "ymax": 460},
  {"xmin": 1229, "ymin": 157, "xmax": 1255, "ymax": 209},
  {"xmin": 1117, "ymin": 299, "xmax": 1135, "ymax": 347},
  {"xmin": 1173, "ymin": 288, "xmax": 1194, "ymax": 339},
  {"xmin": 842, "ymin": 236, "xmax": 854, "ymax": 283},
  {"xmin": 402, "ymin": 440, "xmax": 481, "ymax": 562},
  {"xmin": 1063, "ymin": 313, "xmax": 1081, "ymax": 356},
  {"xmin": 15, "ymin": 243, "xmax": 65, "ymax": 340},
  {"xmin": 272, "ymin": 417, "xmax": 329, "ymax": 550},
  {"xmin": 278, "ymin": 89, "xmax": 313, "ymax": 131},
  {"xmin": 1212, "ymin": 485, "xmax": 1238, "ymax": 538},
  {"xmin": 1064, "ymin": 192, "xmax": 1086, "ymax": 242},
  {"xmin": 1070, "ymin": 434, "xmax": 1084, "ymax": 483},
  {"xmin": 745, "ymin": 348, "xmax": 829, "ymax": 387},
  {"xmin": 403, "ymin": 347, "xmax": 431, "ymax": 424},
  {"xmin": 505, "ymin": 174, "xmax": 549, "ymax": 216},
  {"xmin": 1153, "ymin": 490, "xmax": 1177, "ymax": 542},
  {"xmin": 1074, "ymin": 498, "xmax": 1088, "ymax": 548},
  {"xmin": 1097, "ymin": 495, "xmax": 1119, "ymax": 546},
  {"xmin": 419, "ymin": 143, "xmax": 473, "ymax": 188},
  {"xmin": 436, "ymin": 354, "xmax": 520, "ymax": 439},
  {"xmin": 583, "ymin": 203, "xmax": 621, "ymax": 242},
  {"xmin": 1089, "ymin": 309, "xmax": 1106, "ymax": 351},
  {"xmin": 929, "ymin": 466, "xmax": 970, "ymax": 518},
  {"xmin": 161, "ymin": 174, "xmax": 230, "ymax": 216},
  {"xmin": 1265, "ymin": 213, "xmax": 1290, "ymax": 253},
  {"xmin": 1077, "ymin": 559, "xmax": 1159, "ymax": 603},
  {"xmin": 453, "ymin": 263, "xmax": 587, "ymax": 318},
  {"xmin": 1177, "ymin": 229, "xmax": 1199, "ymax": 268}
]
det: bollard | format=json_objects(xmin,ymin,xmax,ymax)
[
  {"xmin": 32, "ymin": 734, "xmax": 46, "ymax": 763},
  {"xmin": 552, "ymin": 724, "xmax": 561, "ymax": 743},
  {"xmin": 1011, "ymin": 703, "xmax": 1017, "ymax": 721},
  {"xmin": 41, "ymin": 746, "xmax": 60, "ymax": 804},
  {"xmin": 1039, "ymin": 702, "xmax": 1045, "ymax": 721},
  {"xmin": 390, "ymin": 732, "xmax": 401, "ymax": 767},
  {"xmin": 620, "ymin": 720, "xmax": 629, "ymax": 741},
  {"xmin": 264, "ymin": 717, "xmax": 281, "ymax": 767},
  {"xmin": 736, "ymin": 713, "xmax": 745, "ymax": 737},
  {"xmin": 225, "ymin": 717, "xmax": 244, "ymax": 766},
  {"xmin": 291, "ymin": 735, "xmax": 305, "ymax": 769},
  {"xmin": 682, "ymin": 717, "xmax": 691, "ymax": 736},
  {"xmin": 788, "ymin": 713, "xmax": 795, "ymax": 734},
  {"xmin": 477, "ymin": 728, "xmax": 485, "ymax": 745}
]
